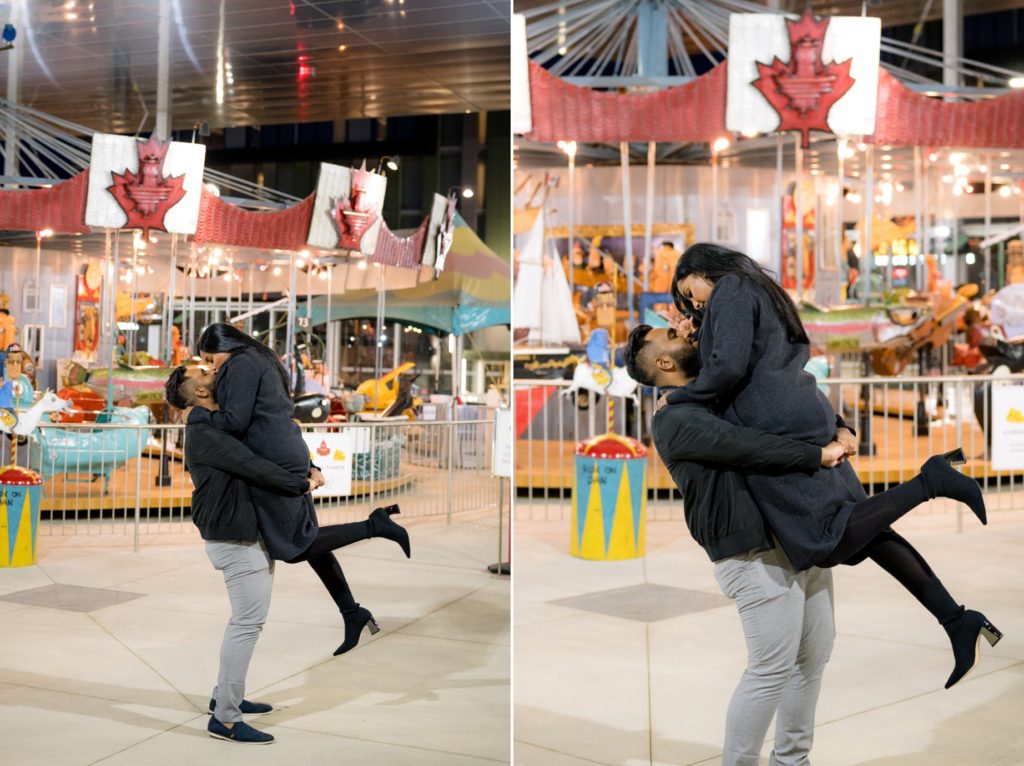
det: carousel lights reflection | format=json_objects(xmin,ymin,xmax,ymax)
[
  {"xmin": 929, "ymin": 152, "xmax": 939, "ymax": 162},
  {"xmin": 1000, "ymin": 185, "xmax": 1013, "ymax": 197}
]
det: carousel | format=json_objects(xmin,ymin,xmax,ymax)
[
  {"xmin": 0, "ymin": 101, "xmax": 509, "ymax": 516},
  {"xmin": 513, "ymin": 0, "xmax": 1024, "ymax": 491}
]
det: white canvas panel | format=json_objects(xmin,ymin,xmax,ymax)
[
  {"xmin": 307, "ymin": 162, "xmax": 388, "ymax": 253},
  {"xmin": 85, "ymin": 133, "xmax": 206, "ymax": 233}
]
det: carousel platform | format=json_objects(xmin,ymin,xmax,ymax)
[
  {"xmin": 35, "ymin": 454, "xmax": 417, "ymax": 514},
  {"xmin": 516, "ymin": 411, "xmax": 1010, "ymax": 492}
]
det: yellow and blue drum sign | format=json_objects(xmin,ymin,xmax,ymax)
[
  {"xmin": 0, "ymin": 466, "xmax": 43, "ymax": 567},
  {"xmin": 571, "ymin": 434, "xmax": 647, "ymax": 560}
]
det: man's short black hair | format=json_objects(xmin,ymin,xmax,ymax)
[
  {"xmin": 624, "ymin": 324, "xmax": 657, "ymax": 386},
  {"xmin": 164, "ymin": 365, "xmax": 193, "ymax": 409}
]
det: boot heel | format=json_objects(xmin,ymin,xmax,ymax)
[
  {"xmin": 980, "ymin": 622, "xmax": 1003, "ymax": 646},
  {"xmin": 383, "ymin": 504, "xmax": 401, "ymax": 517},
  {"xmin": 367, "ymin": 618, "xmax": 381, "ymax": 635},
  {"xmin": 942, "ymin": 447, "xmax": 967, "ymax": 465}
]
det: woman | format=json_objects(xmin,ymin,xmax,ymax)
[
  {"xmin": 189, "ymin": 323, "xmax": 410, "ymax": 655},
  {"xmin": 664, "ymin": 243, "xmax": 1001, "ymax": 689}
]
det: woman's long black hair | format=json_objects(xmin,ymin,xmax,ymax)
[
  {"xmin": 670, "ymin": 243, "xmax": 809, "ymax": 345},
  {"xmin": 196, "ymin": 323, "xmax": 292, "ymax": 395}
]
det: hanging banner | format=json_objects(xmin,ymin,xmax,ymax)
[
  {"xmin": 307, "ymin": 161, "xmax": 388, "ymax": 254},
  {"xmin": 85, "ymin": 134, "xmax": 206, "ymax": 236},
  {"xmin": 991, "ymin": 385, "xmax": 1024, "ymax": 471},
  {"xmin": 512, "ymin": 13, "xmax": 533, "ymax": 135},
  {"xmin": 727, "ymin": 10, "xmax": 880, "ymax": 147}
]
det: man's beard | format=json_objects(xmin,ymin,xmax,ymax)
[{"xmin": 669, "ymin": 344, "xmax": 700, "ymax": 378}]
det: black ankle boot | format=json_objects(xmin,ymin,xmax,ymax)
[
  {"xmin": 942, "ymin": 608, "xmax": 1003, "ymax": 689},
  {"xmin": 334, "ymin": 607, "xmax": 381, "ymax": 656},
  {"xmin": 920, "ymin": 450, "xmax": 987, "ymax": 525},
  {"xmin": 369, "ymin": 504, "xmax": 411, "ymax": 558}
]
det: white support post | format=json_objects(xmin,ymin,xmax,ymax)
[
  {"xmin": 984, "ymin": 153, "xmax": 992, "ymax": 292},
  {"xmin": 620, "ymin": 142, "xmax": 635, "ymax": 328},
  {"xmin": 286, "ymin": 252, "xmax": 298, "ymax": 382},
  {"xmin": 943, "ymin": 0, "xmax": 962, "ymax": 94},
  {"xmin": 794, "ymin": 137, "xmax": 804, "ymax": 297},
  {"xmin": 863, "ymin": 145, "xmax": 874, "ymax": 303},
  {"xmin": 156, "ymin": 0, "xmax": 171, "ymax": 139},
  {"xmin": 567, "ymin": 152, "xmax": 575, "ymax": 291},
  {"xmin": 643, "ymin": 142, "xmax": 656, "ymax": 293},
  {"xmin": 4, "ymin": 1, "xmax": 23, "ymax": 184}
]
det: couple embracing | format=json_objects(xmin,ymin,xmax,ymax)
[
  {"xmin": 164, "ymin": 323, "xmax": 411, "ymax": 745},
  {"xmin": 624, "ymin": 244, "xmax": 1002, "ymax": 765}
]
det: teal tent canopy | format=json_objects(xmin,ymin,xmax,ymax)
[{"xmin": 308, "ymin": 214, "xmax": 510, "ymax": 335}]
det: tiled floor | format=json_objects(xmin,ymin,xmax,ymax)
[
  {"xmin": 0, "ymin": 511, "xmax": 510, "ymax": 765},
  {"xmin": 515, "ymin": 501, "xmax": 1024, "ymax": 766}
]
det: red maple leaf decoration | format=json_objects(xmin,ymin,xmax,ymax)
[
  {"xmin": 107, "ymin": 137, "xmax": 188, "ymax": 238},
  {"xmin": 333, "ymin": 161, "xmax": 380, "ymax": 251},
  {"xmin": 752, "ymin": 9, "xmax": 855, "ymax": 148}
]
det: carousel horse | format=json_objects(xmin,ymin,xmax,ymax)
[
  {"xmin": 561, "ymin": 329, "xmax": 639, "ymax": 402},
  {"xmin": 0, "ymin": 391, "xmax": 72, "ymax": 461},
  {"xmin": 0, "ymin": 390, "xmax": 72, "ymax": 440}
]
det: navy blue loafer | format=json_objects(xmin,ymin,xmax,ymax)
[
  {"xmin": 209, "ymin": 698, "xmax": 273, "ymax": 716},
  {"xmin": 207, "ymin": 717, "xmax": 274, "ymax": 744}
]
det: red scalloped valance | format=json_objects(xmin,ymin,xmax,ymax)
[
  {"xmin": 0, "ymin": 170, "xmax": 92, "ymax": 234},
  {"xmin": 190, "ymin": 187, "xmax": 316, "ymax": 249},
  {"xmin": 526, "ymin": 60, "xmax": 728, "ymax": 143},
  {"xmin": 369, "ymin": 216, "xmax": 429, "ymax": 269},
  {"xmin": 869, "ymin": 68, "xmax": 1024, "ymax": 148}
]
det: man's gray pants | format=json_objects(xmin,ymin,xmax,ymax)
[
  {"xmin": 713, "ymin": 545, "xmax": 835, "ymax": 766},
  {"xmin": 206, "ymin": 538, "xmax": 274, "ymax": 724}
]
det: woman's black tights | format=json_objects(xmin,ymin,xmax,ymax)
[
  {"xmin": 285, "ymin": 521, "xmax": 372, "ymax": 616},
  {"xmin": 819, "ymin": 478, "xmax": 962, "ymax": 625}
]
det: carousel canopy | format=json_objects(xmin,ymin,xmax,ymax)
[{"xmin": 308, "ymin": 214, "xmax": 510, "ymax": 336}]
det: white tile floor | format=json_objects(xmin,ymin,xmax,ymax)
[
  {"xmin": 515, "ymin": 501, "xmax": 1024, "ymax": 766},
  {"xmin": 0, "ymin": 512, "xmax": 510, "ymax": 765}
]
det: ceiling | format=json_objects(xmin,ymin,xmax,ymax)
[
  {"xmin": 513, "ymin": 0, "xmax": 1024, "ymax": 30},
  {"xmin": 0, "ymin": 0, "xmax": 510, "ymax": 134}
]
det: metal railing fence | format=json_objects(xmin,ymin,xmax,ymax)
[
  {"xmin": 13, "ymin": 418, "xmax": 498, "ymax": 549},
  {"xmin": 513, "ymin": 374, "xmax": 1024, "ymax": 525}
]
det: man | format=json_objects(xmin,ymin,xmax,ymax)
[
  {"xmin": 624, "ymin": 324, "xmax": 847, "ymax": 766},
  {"xmin": 165, "ymin": 364, "xmax": 322, "ymax": 745}
]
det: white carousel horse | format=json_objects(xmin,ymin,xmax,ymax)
[
  {"xmin": 0, "ymin": 390, "xmax": 72, "ymax": 440},
  {"xmin": 561, "ymin": 362, "xmax": 639, "ymax": 401}
]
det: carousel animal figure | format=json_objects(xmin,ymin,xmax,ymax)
[
  {"xmin": 31, "ymin": 404, "xmax": 151, "ymax": 494},
  {"xmin": 356, "ymin": 361, "xmax": 417, "ymax": 412},
  {"xmin": 0, "ymin": 390, "xmax": 72, "ymax": 463},
  {"xmin": 561, "ymin": 329, "xmax": 639, "ymax": 402}
]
